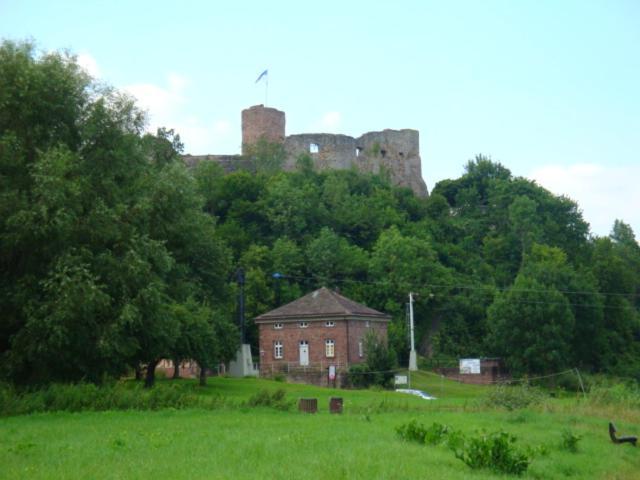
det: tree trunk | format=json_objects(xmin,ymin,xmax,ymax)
[
  {"xmin": 145, "ymin": 360, "xmax": 158, "ymax": 389},
  {"xmin": 172, "ymin": 357, "xmax": 181, "ymax": 379},
  {"xmin": 135, "ymin": 364, "xmax": 142, "ymax": 381},
  {"xmin": 199, "ymin": 363, "xmax": 207, "ymax": 387}
]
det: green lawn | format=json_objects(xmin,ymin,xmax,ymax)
[{"xmin": 1, "ymin": 375, "xmax": 639, "ymax": 479}]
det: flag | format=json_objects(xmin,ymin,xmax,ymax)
[{"xmin": 255, "ymin": 69, "xmax": 268, "ymax": 83}]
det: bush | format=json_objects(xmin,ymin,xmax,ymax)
[
  {"xmin": 560, "ymin": 429, "xmax": 582, "ymax": 453},
  {"xmin": 452, "ymin": 430, "xmax": 531, "ymax": 476},
  {"xmin": 346, "ymin": 364, "xmax": 370, "ymax": 389},
  {"xmin": 245, "ymin": 389, "xmax": 292, "ymax": 411},
  {"xmin": 396, "ymin": 420, "xmax": 428, "ymax": 444},
  {"xmin": 346, "ymin": 332, "xmax": 396, "ymax": 389},
  {"xmin": 396, "ymin": 421, "xmax": 452, "ymax": 446},
  {"xmin": 481, "ymin": 384, "xmax": 545, "ymax": 410}
]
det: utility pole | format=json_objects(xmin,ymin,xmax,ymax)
[
  {"xmin": 409, "ymin": 292, "xmax": 417, "ymax": 371},
  {"xmin": 236, "ymin": 268, "xmax": 245, "ymax": 344}
]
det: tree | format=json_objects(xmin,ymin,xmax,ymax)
[
  {"xmin": 487, "ymin": 275, "xmax": 575, "ymax": 375},
  {"xmin": 0, "ymin": 41, "xmax": 232, "ymax": 385}
]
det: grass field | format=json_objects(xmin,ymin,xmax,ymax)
[{"xmin": 1, "ymin": 372, "xmax": 639, "ymax": 479}]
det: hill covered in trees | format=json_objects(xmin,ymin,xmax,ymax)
[{"xmin": 1, "ymin": 40, "xmax": 639, "ymax": 385}]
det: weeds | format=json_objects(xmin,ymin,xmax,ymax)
[
  {"xmin": 245, "ymin": 389, "xmax": 293, "ymax": 411},
  {"xmin": 480, "ymin": 384, "xmax": 545, "ymax": 410},
  {"xmin": 452, "ymin": 430, "xmax": 531, "ymax": 476},
  {"xmin": 0, "ymin": 381, "xmax": 229, "ymax": 416},
  {"xmin": 560, "ymin": 429, "xmax": 582, "ymax": 453}
]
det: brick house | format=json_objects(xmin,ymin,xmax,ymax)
[{"xmin": 255, "ymin": 287, "xmax": 390, "ymax": 386}]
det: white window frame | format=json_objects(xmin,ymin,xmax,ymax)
[
  {"xmin": 358, "ymin": 340, "xmax": 364, "ymax": 358},
  {"xmin": 299, "ymin": 321, "xmax": 309, "ymax": 328},
  {"xmin": 325, "ymin": 339, "xmax": 335, "ymax": 358},
  {"xmin": 274, "ymin": 340, "xmax": 283, "ymax": 359},
  {"xmin": 325, "ymin": 321, "xmax": 335, "ymax": 328},
  {"xmin": 274, "ymin": 322, "xmax": 283, "ymax": 330}
]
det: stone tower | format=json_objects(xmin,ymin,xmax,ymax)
[{"xmin": 241, "ymin": 104, "xmax": 286, "ymax": 154}]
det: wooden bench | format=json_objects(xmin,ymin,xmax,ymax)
[{"xmin": 609, "ymin": 422, "xmax": 637, "ymax": 446}]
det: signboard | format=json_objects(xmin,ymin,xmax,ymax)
[
  {"xmin": 394, "ymin": 375, "xmax": 408, "ymax": 385},
  {"xmin": 328, "ymin": 365, "xmax": 336, "ymax": 381},
  {"xmin": 459, "ymin": 358, "xmax": 481, "ymax": 375}
]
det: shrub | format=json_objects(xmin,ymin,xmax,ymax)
[
  {"xmin": 481, "ymin": 384, "xmax": 545, "ymax": 410},
  {"xmin": 245, "ymin": 389, "xmax": 292, "ymax": 411},
  {"xmin": 424, "ymin": 422, "xmax": 450, "ymax": 445},
  {"xmin": 560, "ymin": 429, "xmax": 582, "ymax": 453},
  {"xmin": 452, "ymin": 430, "xmax": 531, "ymax": 476},
  {"xmin": 396, "ymin": 420, "xmax": 428, "ymax": 444},
  {"xmin": 396, "ymin": 421, "xmax": 453, "ymax": 446},
  {"xmin": 346, "ymin": 364, "xmax": 370, "ymax": 389}
]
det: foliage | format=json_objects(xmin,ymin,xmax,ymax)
[
  {"xmin": 452, "ymin": 430, "xmax": 531, "ymax": 475},
  {"xmin": 244, "ymin": 388, "xmax": 292, "ymax": 411},
  {"xmin": 480, "ymin": 384, "xmax": 546, "ymax": 410},
  {"xmin": 0, "ymin": 381, "xmax": 228, "ymax": 415},
  {"xmin": 560, "ymin": 429, "xmax": 582, "ymax": 453},
  {"xmin": 395, "ymin": 419, "xmax": 428, "ymax": 444},
  {"xmin": 0, "ymin": 40, "xmax": 233, "ymax": 386},
  {"xmin": 347, "ymin": 331, "xmax": 396, "ymax": 389},
  {"xmin": 3, "ymin": 39, "xmax": 640, "ymax": 387}
]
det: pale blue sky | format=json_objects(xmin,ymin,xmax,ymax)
[{"xmin": 1, "ymin": 0, "xmax": 638, "ymax": 237}]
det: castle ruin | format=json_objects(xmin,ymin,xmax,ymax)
[{"xmin": 184, "ymin": 105, "xmax": 428, "ymax": 197}]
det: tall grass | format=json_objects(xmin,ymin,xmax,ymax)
[{"xmin": 0, "ymin": 381, "xmax": 231, "ymax": 416}]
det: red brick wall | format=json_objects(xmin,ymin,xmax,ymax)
[
  {"xmin": 346, "ymin": 319, "xmax": 387, "ymax": 363},
  {"xmin": 258, "ymin": 316, "xmax": 388, "ymax": 379}
]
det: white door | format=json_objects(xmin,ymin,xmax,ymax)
[{"xmin": 299, "ymin": 341, "xmax": 309, "ymax": 366}]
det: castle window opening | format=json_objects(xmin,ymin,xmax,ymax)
[
  {"xmin": 380, "ymin": 149, "xmax": 387, "ymax": 158},
  {"xmin": 356, "ymin": 147, "xmax": 362, "ymax": 157},
  {"xmin": 310, "ymin": 143, "xmax": 319, "ymax": 153},
  {"xmin": 399, "ymin": 152, "xmax": 404, "ymax": 157}
]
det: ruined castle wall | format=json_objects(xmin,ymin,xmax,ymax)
[
  {"xmin": 183, "ymin": 154, "xmax": 241, "ymax": 173},
  {"xmin": 186, "ymin": 105, "xmax": 428, "ymax": 197},
  {"xmin": 284, "ymin": 134, "xmax": 356, "ymax": 171},
  {"xmin": 241, "ymin": 105, "xmax": 285, "ymax": 153},
  {"xmin": 356, "ymin": 129, "xmax": 428, "ymax": 196}
]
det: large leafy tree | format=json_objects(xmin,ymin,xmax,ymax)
[{"xmin": 0, "ymin": 41, "xmax": 233, "ymax": 385}]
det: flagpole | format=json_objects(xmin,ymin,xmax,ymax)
[{"xmin": 265, "ymin": 73, "xmax": 268, "ymax": 107}]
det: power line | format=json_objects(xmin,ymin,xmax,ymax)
[{"xmin": 275, "ymin": 273, "xmax": 639, "ymax": 310}]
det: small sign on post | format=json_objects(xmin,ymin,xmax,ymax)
[
  {"xmin": 459, "ymin": 359, "xmax": 481, "ymax": 375},
  {"xmin": 394, "ymin": 374, "xmax": 408, "ymax": 386}
]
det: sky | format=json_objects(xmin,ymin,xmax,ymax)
[{"xmin": 1, "ymin": 0, "xmax": 639, "ymax": 237}]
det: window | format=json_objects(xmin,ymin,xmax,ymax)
[
  {"xmin": 366, "ymin": 321, "xmax": 370, "ymax": 328},
  {"xmin": 299, "ymin": 321, "xmax": 309, "ymax": 328},
  {"xmin": 358, "ymin": 340, "xmax": 364, "ymax": 358},
  {"xmin": 325, "ymin": 321, "xmax": 335, "ymax": 328},
  {"xmin": 325, "ymin": 339, "xmax": 335, "ymax": 358},
  {"xmin": 274, "ymin": 341, "xmax": 283, "ymax": 359},
  {"xmin": 274, "ymin": 323, "xmax": 283, "ymax": 329},
  {"xmin": 380, "ymin": 149, "xmax": 387, "ymax": 158},
  {"xmin": 356, "ymin": 147, "xmax": 362, "ymax": 157},
  {"xmin": 309, "ymin": 143, "xmax": 319, "ymax": 153}
]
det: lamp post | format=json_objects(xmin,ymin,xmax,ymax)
[{"xmin": 408, "ymin": 292, "xmax": 417, "ymax": 371}]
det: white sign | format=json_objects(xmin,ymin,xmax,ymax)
[
  {"xmin": 328, "ymin": 365, "xmax": 336, "ymax": 381},
  {"xmin": 394, "ymin": 375, "xmax": 408, "ymax": 385},
  {"xmin": 459, "ymin": 359, "xmax": 481, "ymax": 375}
]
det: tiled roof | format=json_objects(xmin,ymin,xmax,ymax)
[{"xmin": 255, "ymin": 287, "xmax": 390, "ymax": 321}]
